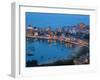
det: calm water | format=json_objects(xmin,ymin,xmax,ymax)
[{"xmin": 26, "ymin": 39, "xmax": 80, "ymax": 65}]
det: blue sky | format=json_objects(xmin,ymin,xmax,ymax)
[{"xmin": 26, "ymin": 12, "xmax": 89, "ymax": 29}]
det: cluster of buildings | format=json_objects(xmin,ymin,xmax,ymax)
[{"xmin": 26, "ymin": 23, "xmax": 89, "ymax": 42}]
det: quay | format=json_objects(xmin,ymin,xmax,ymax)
[{"xmin": 26, "ymin": 35, "xmax": 88, "ymax": 47}]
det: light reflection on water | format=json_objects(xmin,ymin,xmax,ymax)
[{"xmin": 26, "ymin": 39, "xmax": 79, "ymax": 65}]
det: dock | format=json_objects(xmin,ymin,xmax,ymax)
[{"xmin": 26, "ymin": 35, "xmax": 88, "ymax": 47}]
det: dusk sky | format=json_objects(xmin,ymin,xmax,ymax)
[{"xmin": 26, "ymin": 12, "xmax": 89, "ymax": 29}]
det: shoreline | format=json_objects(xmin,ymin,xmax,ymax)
[{"xmin": 26, "ymin": 35, "xmax": 89, "ymax": 47}]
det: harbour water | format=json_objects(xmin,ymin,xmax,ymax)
[{"xmin": 26, "ymin": 39, "xmax": 89, "ymax": 67}]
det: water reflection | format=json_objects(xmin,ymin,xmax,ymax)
[
  {"xmin": 26, "ymin": 39, "xmax": 89, "ymax": 67},
  {"xmin": 65, "ymin": 43, "xmax": 73, "ymax": 48}
]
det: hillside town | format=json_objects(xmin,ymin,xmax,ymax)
[{"xmin": 26, "ymin": 23, "xmax": 89, "ymax": 47}]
